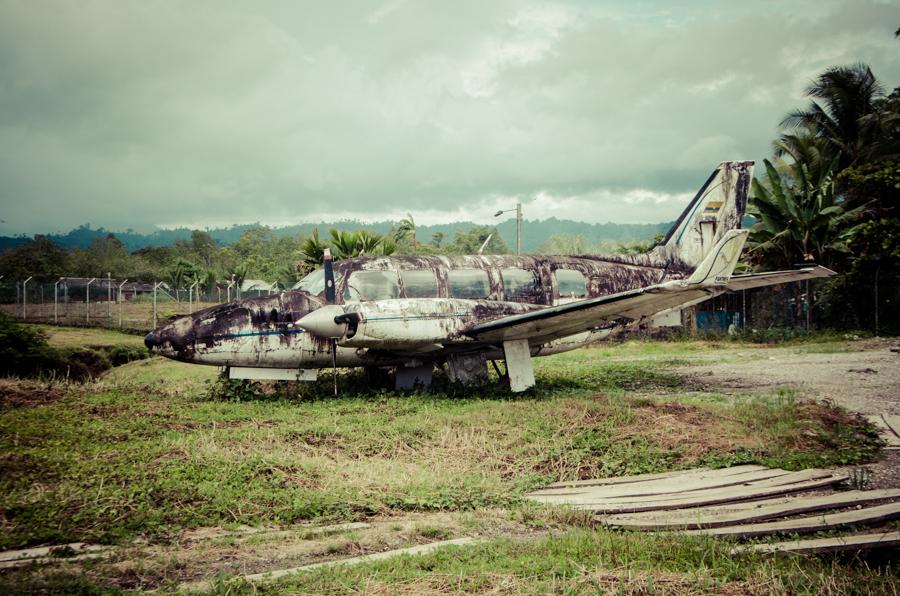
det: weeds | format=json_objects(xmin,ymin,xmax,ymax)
[{"xmin": 0, "ymin": 325, "xmax": 892, "ymax": 594}]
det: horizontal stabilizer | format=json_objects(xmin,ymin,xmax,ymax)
[{"xmin": 726, "ymin": 265, "xmax": 836, "ymax": 291}]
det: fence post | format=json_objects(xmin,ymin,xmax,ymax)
[
  {"xmin": 189, "ymin": 281, "xmax": 199, "ymax": 313},
  {"xmin": 22, "ymin": 276, "xmax": 32, "ymax": 319},
  {"xmin": 118, "ymin": 279, "xmax": 128, "ymax": 328},
  {"xmin": 85, "ymin": 278, "xmax": 96, "ymax": 324},
  {"xmin": 153, "ymin": 281, "xmax": 160, "ymax": 328},
  {"xmin": 54, "ymin": 278, "xmax": 63, "ymax": 323},
  {"xmin": 107, "ymin": 272, "xmax": 112, "ymax": 322}
]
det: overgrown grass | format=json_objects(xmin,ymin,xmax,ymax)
[
  {"xmin": 33, "ymin": 324, "xmax": 147, "ymax": 349},
  {"xmin": 0, "ymin": 328, "xmax": 883, "ymax": 553},
  {"xmin": 246, "ymin": 530, "xmax": 899, "ymax": 595}
]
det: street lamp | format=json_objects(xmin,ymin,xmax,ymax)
[{"xmin": 494, "ymin": 202, "xmax": 522, "ymax": 255}]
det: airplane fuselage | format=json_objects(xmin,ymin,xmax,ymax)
[{"xmin": 145, "ymin": 252, "xmax": 691, "ymax": 371}]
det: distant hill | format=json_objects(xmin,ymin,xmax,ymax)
[{"xmin": 0, "ymin": 219, "xmax": 673, "ymax": 253}]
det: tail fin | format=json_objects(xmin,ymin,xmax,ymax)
[
  {"xmin": 652, "ymin": 161, "xmax": 754, "ymax": 269},
  {"xmin": 682, "ymin": 229, "xmax": 748, "ymax": 287}
]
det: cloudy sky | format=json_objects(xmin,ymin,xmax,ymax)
[{"xmin": 0, "ymin": 0, "xmax": 898, "ymax": 235}]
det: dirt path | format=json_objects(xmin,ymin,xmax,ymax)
[
  {"xmin": 681, "ymin": 339, "xmax": 900, "ymax": 416},
  {"xmin": 676, "ymin": 338, "xmax": 900, "ymax": 490}
]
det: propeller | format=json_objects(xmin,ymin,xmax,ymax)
[
  {"xmin": 296, "ymin": 250, "xmax": 364, "ymax": 396},
  {"xmin": 323, "ymin": 248, "xmax": 336, "ymax": 305},
  {"xmin": 323, "ymin": 248, "xmax": 337, "ymax": 396}
]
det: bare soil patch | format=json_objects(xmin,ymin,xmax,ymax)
[
  {"xmin": 0, "ymin": 379, "xmax": 68, "ymax": 409},
  {"xmin": 683, "ymin": 339, "xmax": 900, "ymax": 416}
]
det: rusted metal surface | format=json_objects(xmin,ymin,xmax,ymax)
[{"xmin": 145, "ymin": 250, "xmax": 680, "ymax": 371}]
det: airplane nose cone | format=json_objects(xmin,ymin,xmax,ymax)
[
  {"xmin": 145, "ymin": 315, "xmax": 195, "ymax": 359},
  {"xmin": 144, "ymin": 331, "xmax": 158, "ymax": 351}
]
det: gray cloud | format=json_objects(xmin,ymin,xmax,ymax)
[{"xmin": 0, "ymin": 0, "xmax": 898, "ymax": 234}]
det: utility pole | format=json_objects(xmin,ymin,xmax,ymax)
[
  {"xmin": 516, "ymin": 202, "xmax": 522, "ymax": 256},
  {"xmin": 494, "ymin": 203, "xmax": 523, "ymax": 255}
]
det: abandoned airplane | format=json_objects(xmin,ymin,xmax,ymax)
[{"xmin": 144, "ymin": 161, "xmax": 833, "ymax": 392}]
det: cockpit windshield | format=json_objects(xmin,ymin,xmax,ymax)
[{"xmin": 292, "ymin": 268, "xmax": 342, "ymax": 297}]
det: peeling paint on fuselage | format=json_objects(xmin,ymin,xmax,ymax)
[{"xmin": 145, "ymin": 252, "xmax": 691, "ymax": 370}]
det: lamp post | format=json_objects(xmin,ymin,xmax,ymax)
[{"xmin": 494, "ymin": 202, "xmax": 522, "ymax": 255}]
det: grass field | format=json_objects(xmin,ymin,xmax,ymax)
[{"xmin": 0, "ymin": 326, "xmax": 895, "ymax": 594}]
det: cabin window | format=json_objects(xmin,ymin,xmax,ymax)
[
  {"xmin": 448, "ymin": 269, "xmax": 490, "ymax": 299},
  {"xmin": 293, "ymin": 268, "xmax": 343, "ymax": 297},
  {"xmin": 555, "ymin": 269, "xmax": 586, "ymax": 298},
  {"xmin": 400, "ymin": 270, "xmax": 439, "ymax": 298},
  {"xmin": 344, "ymin": 270, "xmax": 401, "ymax": 301},
  {"xmin": 501, "ymin": 268, "xmax": 539, "ymax": 299}
]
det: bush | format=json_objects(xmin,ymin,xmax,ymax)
[
  {"xmin": 0, "ymin": 314, "xmax": 62, "ymax": 378},
  {"xmin": 100, "ymin": 345, "xmax": 148, "ymax": 367},
  {"xmin": 56, "ymin": 348, "xmax": 112, "ymax": 380},
  {"xmin": 0, "ymin": 315, "xmax": 136, "ymax": 381}
]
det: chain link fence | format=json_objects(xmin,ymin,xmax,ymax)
[{"xmin": 0, "ymin": 277, "xmax": 273, "ymax": 332}]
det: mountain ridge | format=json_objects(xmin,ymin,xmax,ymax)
[{"xmin": 0, "ymin": 218, "xmax": 672, "ymax": 253}]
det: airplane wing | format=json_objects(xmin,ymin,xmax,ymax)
[{"xmin": 467, "ymin": 229, "xmax": 749, "ymax": 345}]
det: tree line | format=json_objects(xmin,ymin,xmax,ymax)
[
  {"xmin": 746, "ymin": 53, "xmax": 899, "ymax": 332},
  {"xmin": 0, "ymin": 219, "xmax": 512, "ymax": 291}
]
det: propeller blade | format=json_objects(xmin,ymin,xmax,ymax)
[
  {"xmin": 331, "ymin": 338, "xmax": 338, "ymax": 397},
  {"xmin": 323, "ymin": 248, "xmax": 336, "ymax": 305}
]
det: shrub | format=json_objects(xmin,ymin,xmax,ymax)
[{"xmin": 0, "ymin": 314, "xmax": 62, "ymax": 378}]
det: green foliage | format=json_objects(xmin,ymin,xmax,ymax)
[
  {"xmin": 394, "ymin": 213, "xmax": 417, "ymax": 253},
  {"xmin": 815, "ymin": 219, "xmax": 900, "ymax": 334},
  {"xmin": 328, "ymin": 228, "xmax": 395, "ymax": 260},
  {"xmin": 779, "ymin": 63, "xmax": 893, "ymax": 170},
  {"xmin": 837, "ymin": 159, "xmax": 900, "ymax": 213},
  {"xmin": 297, "ymin": 227, "xmax": 328, "ymax": 274},
  {"xmin": 448, "ymin": 225, "xmax": 509, "ymax": 254},
  {"xmin": 747, "ymin": 158, "xmax": 865, "ymax": 268},
  {"xmin": 0, "ymin": 316, "xmax": 147, "ymax": 380},
  {"xmin": 205, "ymin": 374, "xmax": 271, "ymax": 402},
  {"xmin": 0, "ymin": 235, "xmax": 71, "ymax": 282},
  {"xmin": 257, "ymin": 529, "xmax": 899, "ymax": 595},
  {"xmin": 0, "ymin": 315, "xmax": 61, "ymax": 378}
]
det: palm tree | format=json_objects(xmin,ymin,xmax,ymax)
[
  {"xmin": 779, "ymin": 63, "xmax": 888, "ymax": 169},
  {"xmin": 375, "ymin": 236, "xmax": 397, "ymax": 256},
  {"xmin": 394, "ymin": 214, "xmax": 417, "ymax": 253},
  {"xmin": 166, "ymin": 259, "xmax": 200, "ymax": 301},
  {"xmin": 229, "ymin": 263, "xmax": 249, "ymax": 298},
  {"xmin": 329, "ymin": 229, "xmax": 361, "ymax": 260},
  {"xmin": 356, "ymin": 230, "xmax": 384, "ymax": 255},
  {"xmin": 298, "ymin": 228, "xmax": 328, "ymax": 271},
  {"xmin": 747, "ymin": 159, "xmax": 867, "ymax": 269}
]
